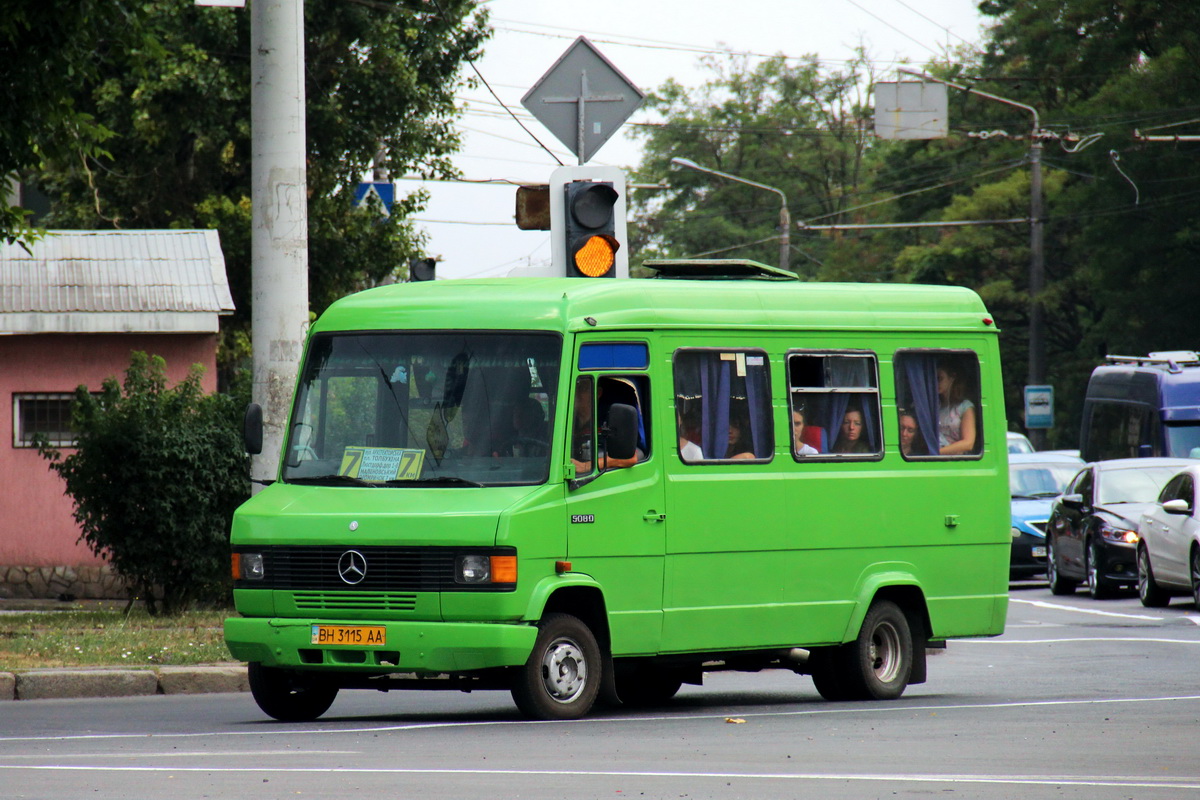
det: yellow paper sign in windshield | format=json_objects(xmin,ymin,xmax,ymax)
[{"xmin": 339, "ymin": 447, "xmax": 425, "ymax": 482}]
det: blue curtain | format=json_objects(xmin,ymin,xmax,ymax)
[
  {"xmin": 902, "ymin": 354, "xmax": 940, "ymax": 456},
  {"xmin": 699, "ymin": 360, "xmax": 731, "ymax": 460},
  {"xmin": 744, "ymin": 358, "xmax": 772, "ymax": 457}
]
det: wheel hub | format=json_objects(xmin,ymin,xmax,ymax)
[{"xmin": 541, "ymin": 638, "xmax": 587, "ymax": 703}]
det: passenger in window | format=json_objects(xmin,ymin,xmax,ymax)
[
  {"xmin": 832, "ymin": 404, "xmax": 871, "ymax": 454},
  {"xmin": 936, "ymin": 366, "xmax": 977, "ymax": 455},
  {"xmin": 677, "ymin": 405, "xmax": 703, "ymax": 462},
  {"xmin": 898, "ymin": 409, "xmax": 927, "ymax": 457},
  {"xmin": 791, "ymin": 406, "xmax": 819, "ymax": 455},
  {"xmin": 725, "ymin": 414, "xmax": 757, "ymax": 460}
]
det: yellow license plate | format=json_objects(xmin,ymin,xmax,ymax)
[{"xmin": 310, "ymin": 625, "xmax": 386, "ymax": 646}]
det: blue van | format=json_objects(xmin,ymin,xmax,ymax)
[{"xmin": 1079, "ymin": 351, "xmax": 1200, "ymax": 462}]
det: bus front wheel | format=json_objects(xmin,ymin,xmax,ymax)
[
  {"xmin": 511, "ymin": 613, "xmax": 601, "ymax": 720},
  {"xmin": 247, "ymin": 662, "xmax": 339, "ymax": 722}
]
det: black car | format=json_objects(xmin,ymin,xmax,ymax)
[{"xmin": 1046, "ymin": 458, "xmax": 1196, "ymax": 598}]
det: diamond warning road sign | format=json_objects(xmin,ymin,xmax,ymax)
[{"xmin": 521, "ymin": 36, "xmax": 644, "ymax": 164}]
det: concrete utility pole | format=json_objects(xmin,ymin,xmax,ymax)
[{"xmin": 250, "ymin": 0, "xmax": 309, "ymax": 486}]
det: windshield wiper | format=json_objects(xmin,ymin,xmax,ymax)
[
  {"xmin": 286, "ymin": 474, "xmax": 378, "ymax": 487},
  {"xmin": 403, "ymin": 476, "xmax": 484, "ymax": 487}
]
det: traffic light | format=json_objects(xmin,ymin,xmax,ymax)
[
  {"xmin": 409, "ymin": 258, "xmax": 436, "ymax": 282},
  {"xmin": 564, "ymin": 180, "xmax": 619, "ymax": 278}
]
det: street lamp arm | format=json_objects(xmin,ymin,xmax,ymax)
[
  {"xmin": 897, "ymin": 68, "xmax": 1040, "ymax": 135},
  {"xmin": 669, "ymin": 156, "xmax": 791, "ymax": 272},
  {"xmin": 669, "ymin": 157, "xmax": 788, "ymax": 206}
]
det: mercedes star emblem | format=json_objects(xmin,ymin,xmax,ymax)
[{"xmin": 337, "ymin": 550, "xmax": 368, "ymax": 585}]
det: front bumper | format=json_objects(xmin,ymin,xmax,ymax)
[{"xmin": 224, "ymin": 616, "xmax": 537, "ymax": 674}]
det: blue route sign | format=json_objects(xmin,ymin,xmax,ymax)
[
  {"xmin": 1024, "ymin": 385, "xmax": 1054, "ymax": 429},
  {"xmin": 353, "ymin": 182, "xmax": 395, "ymax": 216}
]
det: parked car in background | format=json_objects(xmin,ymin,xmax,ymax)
[
  {"xmin": 1136, "ymin": 464, "xmax": 1200, "ymax": 607},
  {"xmin": 1007, "ymin": 431, "xmax": 1035, "ymax": 454},
  {"xmin": 1009, "ymin": 453, "xmax": 1083, "ymax": 580},
  {"xmin": 1045, "ymin": 458, "xmax": 1196, "ymax": 598}
]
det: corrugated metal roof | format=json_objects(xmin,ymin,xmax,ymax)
[{"xmin": 0, "ymin": 230, "xmax": 236, "ymax": 334}]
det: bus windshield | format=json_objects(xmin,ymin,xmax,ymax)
[{"xmin": 282, "ymin": 332, "xmax": 562, "ymax": 487}]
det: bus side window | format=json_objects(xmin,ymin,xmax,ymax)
[
  {"xmin": 894, "ymin": 350, "xmax": 983, "ymax": 459},
  {"xmin": 672, "ymin": 349, "xmax": 773, "ymax": 463},
  {"xmin": 788, "ymin": 351, "xmax": 882, "ymax": 460}
]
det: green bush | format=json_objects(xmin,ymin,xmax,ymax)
[{"xmin": 39, "ymin": 352, "xmax": 250, "ymax": 615}]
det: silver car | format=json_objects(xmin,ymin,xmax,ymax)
[{"xmin": 1137, "ymin": 464, "xmax": 1200, "ymax": 607}]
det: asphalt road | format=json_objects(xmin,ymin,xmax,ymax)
[{"xmin": 2, "ymin": 582, "xmax": 1198, "ymax": 800}]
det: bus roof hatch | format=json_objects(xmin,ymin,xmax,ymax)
[{"xmin": 642, "ymin": 259, "xmax": 798, "ymax": 281}]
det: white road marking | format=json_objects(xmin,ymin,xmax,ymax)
[
  {"xmin": 3, "ymin": 694, "xmax": 1200, "ymax": 743},
  {"xmin": 0, "ymin": 763, "xmax": 1197, "ymax": 790},
  {"xmin": 1010, "ymin": 597, "xmax": 1164, "ymax": 620}
]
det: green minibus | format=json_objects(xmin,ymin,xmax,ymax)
[{"xmin": 225, "ymin": 263, "xmax": 1010, "ymax": 721}]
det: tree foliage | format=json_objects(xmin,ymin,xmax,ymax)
[
  {"xmin": 629, "ymin": 52, "xmax": 877, "ymax": 276},
  {"xmin": 0, "ymin": 1, "xmax": 149, "ymax": 248},
  {"xmin": 38, "ymin": 353, "xmax": 250, "ymax": 615},
  {"xmin": 30, "ymin": 0, "xmax": 489, "ymax": 324}
]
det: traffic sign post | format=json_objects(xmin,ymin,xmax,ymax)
[
  {"xmin": 521, "ymin": 37, "xmax": 644, "ymax": 164},
  {"xmin": 1024, "ymin": 385, "xmax": 1054, "ymax": 429}
]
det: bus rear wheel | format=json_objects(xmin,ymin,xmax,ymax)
[
  {"xmin": 813, "ymin": 600, "xmax": 913, "ymax": 701},
  {"xmin": 511, "ymin": 613, "xmax": 601, "ymax": 720},
  {"xmin": 247, "ymin": 663, "xmax": 339, "ymax": 722}
]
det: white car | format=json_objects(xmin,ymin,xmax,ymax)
[
  {"xmin": 1136, "ymin": 464, "xmax": 1200, "ymax": 607},
  {"xmin": 1007, "ymin": 431, "xmax": 1035, "ymax": 454}
]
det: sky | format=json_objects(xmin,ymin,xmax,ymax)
[{"xmin": 399, "ymin": 0, "xmax": 990, "ymax": 280}]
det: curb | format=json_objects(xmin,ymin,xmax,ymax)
[{"xmin": 0, "ymin": 665, "xmax": 248, "ymax": 701}]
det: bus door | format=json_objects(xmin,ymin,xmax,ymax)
[{"xmin": 564, "ymin": 369, "xmax": 666, "ymax": 656}]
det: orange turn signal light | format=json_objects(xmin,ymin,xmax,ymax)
[{"xmin": 491, "ymin": 555, "xmax": 518, "ymax": 583}]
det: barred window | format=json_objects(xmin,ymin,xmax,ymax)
[{"xmin": 13, "ymin": 393, "xmax": 77, "ymax": 448}]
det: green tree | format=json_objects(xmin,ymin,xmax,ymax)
[
  {"xmin": 0, "ymin": 1, "xmax": 149, "ymax": 248},
  {"xmin": 628, "ymin": 52, "xmax": 878, "ymax": 277},
  {"xmin": 39, "ymin": 353, "xmax": 250, "ymax": 615},
  {"xmin": 31, "ymin": 0, "xmax": 489, "ymax": 324}
]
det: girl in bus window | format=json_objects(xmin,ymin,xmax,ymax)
[{"xmin": 937, "ymin": 365, "xmax": 977, "ymax": 455}]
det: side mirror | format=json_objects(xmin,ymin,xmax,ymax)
[
  {"xmin": 1060, "ymin": 493, "xmax": 1085, "ymax": 509},
  {"xmin": 603, "ymin": 403, "xmax": 639, "ymax": 461},
  {"xmin": 1163, "ymin": 498, "xmax": 1192, "ymax": 515},
  {"xmin": 243, "ymin": 403, "xmax": 264, "ymax": 455}
]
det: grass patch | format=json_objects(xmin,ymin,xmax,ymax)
[{"xmin": 0, "ymin": 609, "xmax": 233, "ymax": 671}]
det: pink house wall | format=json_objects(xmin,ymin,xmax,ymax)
[{"xmin": 0, "ymin": 333, "xmax": 219, "ymax": 568}]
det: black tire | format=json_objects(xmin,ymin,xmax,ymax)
[
  {"xmin": 613, "ymin": 665, "xmax": 683, "ymax": 707},
  {"xmin": 247, "ymin": 662, "xmax": 339, "ymax": 722},
  {"xmin": 813, "ymin": 600, "xmax": 913, "ymax": 701},
  {"xmin": 511, "ymin": 613, "xmax": 601, "ymax": 720},
  {"xmin": 1137, "ymin": 545, "xmax": 1171, "ymax": 608},
  {"xmin": 1191, "ymin": 548, "xmax": 1200, "ymax": 610},
  {"xmin": 1086, "ymin": 539, "xmax": 1115, "ymax": 600},
  {"xmin": 809, "ymin": 647, "xmax": 856, "ymax": 701},
  {"xmin": 1047, "ymin": 538, "xmax": 1078, "ymax": 595}
]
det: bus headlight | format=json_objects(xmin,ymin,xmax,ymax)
[
  {"xmin": 455, "ymin": 554, "xmax": 517, "ymax": 585},
  {"xmin": 232, "ymin": 552, "xmax": 264, "ymax": 580}
]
